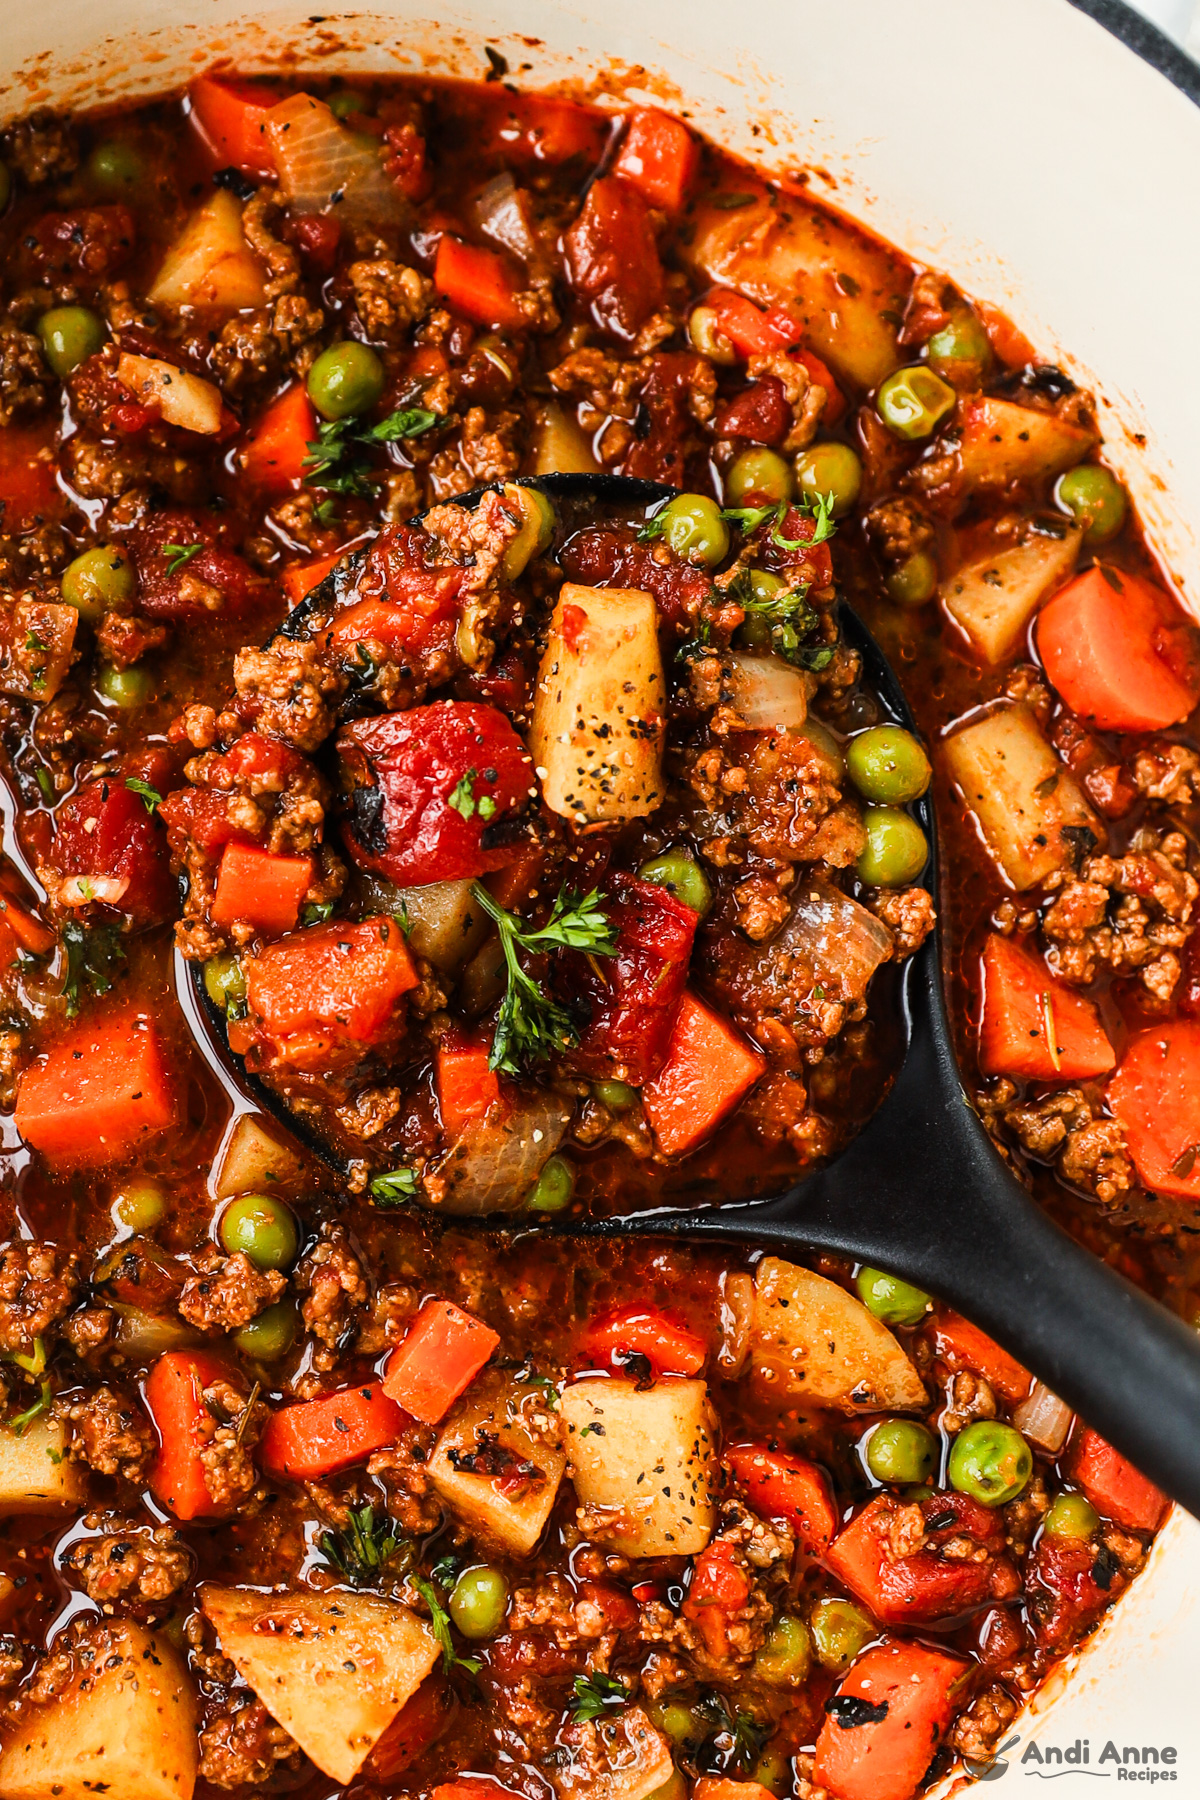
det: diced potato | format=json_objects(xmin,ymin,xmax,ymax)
[
  {"xmin": 956, "ymin": 397, "xmax": 1095, "ymax": 492},
  {"xmin": 116, "ymin": 353, "xmax": 224, "ymax": 436},
  {"xmin": 395, "ymin": 877, "xmax": 490, "ymax": 972},
  {"xmin": 0, "ymin": 1416, "xmax": 88, "ymax": 1515},
  {"xmin": 0, "ymin": 1619, "xmax": 197, "ymax": 1800},
  {"xmin": 533, "ymin": 400, "xmax": 601, "ymax": 474},
  {"xmin": 553, "ymin": 1707, "xmax": 675, "ymax": 1800},
  {"xmin": 212, "ymin": 1112, "xmax": 306, "ymax": 1200},
  {"xmin": 561, "ymin": 1377, "xmax": 717, "ymax": 1556},
  {"xmin": 942, "ymin": 521, "xmax": 1081, "ymax": 664},
  {"xmin": 943, "ymin": 703, "xmax": 1102, "ymax": 890},
  {"xmin": 428, "ymin": 1373, "xmax": 567, "ymax": 1551},
  {"xmin": 751, "ymin": 1257, "xmax": 926, "ymax": 1412},
  {"xmin": 530, "ymin": 583, "xmax": 666, "ymax": 825},
  {"xmin": 147, "ymin": 188, "xmax": 267, "ymax": 311},
  {"xmin": 202, "ymin": 1586, "xmax": 438, "ymax": 1784},
  {"xmin": 682, "ymin": 186, "xmax": 907, "ymax": 388},
  {"xmin": 0, "ymin": 595, "xmax": 78, "ymax": 703}
]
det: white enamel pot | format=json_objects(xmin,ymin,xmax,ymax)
[{"xmin": 3, "ymin": 0, "xmax": 1200, "ymax": 1783}]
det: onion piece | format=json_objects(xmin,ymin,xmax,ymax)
[
  {"xmin": 431, "ymin": 1091, "xmax": 572, "ymax": 1215},
  {"xmin": 725, "ymin": 652, "xmax": 814, "ymax": 732},
  {"xmin": 784, "ymin": 882, "xmax": 895, "ymax": 1002},
  {"xmin": 795, "ymin": 714, "xmax": 848, "ymax": 784},
  {"xmin": 56, "ymin": 874, "xmax": 130, "ymax": 908},
  {"xmin": 264, "ymin": 93, "xmax": 407, "ymax": 229},
  {"xmin": 717, "ymin": 1271, "xmax": 755, "ymax": 1375},
  {"xmin": 1013, "ymin": 1380, "xmax": 1073, "ymax": 1454},
  {"xmin": 474, "ymin": 172, "xmax": 539, "ymax": 267},
  {"xmin": 111, "ymin": 1305, "xmax": 201, "ymax": 1359}
]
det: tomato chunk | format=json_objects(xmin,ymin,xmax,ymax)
[
  {"xmin": 260, "ymin": 1383, "xmax": 409, "ymax": 1481},
  {"xmin": 49, "ymin": 773, "xmax": 175, "ymax": 929},
  {"xmin": 714, "ymin": 377, "xmax": 790, "ymax": 447},
  {"xmin": 612, "ymin": 108, "xmax": 698, "ymax": 213},
  {"xmin": 1037, "ymin": 565, "xmax": 1200, "ymax": 732},
  {"xmin": 563, "ymin": 175, "xmax": 665, "ymax": 340},
  {"xmin": 436, "ymin": 1035, "xmax": 502, "ymax": 1139},
  {"xmin": 682, "ymin": 1540, "xmax": 752, "ymax": 1660},
  {"xmin": 383, "ymin": 1298, "xmax": 500, "ymax": 1424},
  {"xmin": 928, "ymin": 1309, "xmax": 1032, "ymax": 1404},
  {"xmin": 240, "ymin": 916, "xmax": 417, "ymax": 1069},
  {"xmin": 1069, "ymin": 1425, "xmax": 1167, "ymax": 1532},
  {"xmin": 725, "ymin": 1441, "xmax": 837, "ymax": 1557},
  {"xmin": 826, "ymin": 1491, "xmax": 1010, "ymax": 1625},
  {"xmin": 977, "ymin": 932, "xmax": 1114, "ymax": 1082},
  {"xmin": 127, "ymin": 508, "xmax": 260, "ymax": 621},
  {"xmin": 814, "ymin": 1639, "xmax": 968, "ymax": 1800},
  {"xmin": 146, "ymin": 1349, "xmax": 238, "ymax": 1521},
  {"xmin": 1027, "ymin": 1531, "xmax": 1123, "ymax": 1650},
  {"xmin": 15, "ymin": 1012, "xmax": 176, "ymax": 1168},
  {"xmin": 559, "ymin": 875, "xmax": 696, "ymax": 1086},
  {"xmin": 1107, "ymin": 1020, "xmax": 1200, "ymax": 1200},
  {"xmin": 642, "ymin": 991, "xmax": 765, "ymax": 1157},
  {"xmin": 582, "ymin": 1305, "xmax": 707, "ymax": 1378}
]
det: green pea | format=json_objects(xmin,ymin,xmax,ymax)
[
  {"xmin": 656, "ymin": 494, "xmax": 729, "ymax": 568},
  {"xmin": 1044, "ymin": 1492, "xmax": 1100, "ymax": 1540},
  {"xmin": 328, "ymin": 90, "xmax": 373, "ymax": 119},
  {"xmin": 647, "ymin": 1702, "xmax": 698, "ymax": 1745},
  {"xmin": 1055, "ymin": 464, "xmax": 1128, "ymax": 546},
  {"xmin": 306, "ymin": 341, "xmax": 386, "ymax": 421},
  {"xmin": 846, "ymin": 726, "xmax": 932, "ymax": 805},
  {"xmin": 948, "ymin": 1420, "xmax": 1032, "ymax": 1507},
  {"xmin": 449, "ymin": 1564, "xmax": 509, "ymax": 1638},
  {"xmin": 638, "ymin": 848, "xmax": 713, "ymax": 916},
  {"xmin": 856, "ymin": 807, "xmax": 929, "ymax": 887},
  {"xmin": 885, "ymin": 549, "xmax": 939, "ymax": 607},
  {"xmin": 61, "ymin": 546, "xmax": 136, "ymax": 626},
  {"xmin": 0, "ymin": 163, "xmax": 10, "ymax": 213},
  {"xmin": 232, "ymin": 1298, "xmax": 298, "ymax": 1362},
  {"xmin": 111, "ymin": 1180, "xmax": 168, "ymax": 1235},
  {"xmin": 736, "ymin": 569, "xmax": 782, "ymax": 649},
  {"xmin": 203, "ymin": 954, "xmax": 247, "ymax": 1016},
  {"xmin": 875, "ymin": 364, "xmax": 957, "ymax": 441},
  {"xmin": 750, "ymin": 1750, "xmax": 792, "ymax": 1796},
  {"xmin": 726, "ymin": 447, "xmax": 794, "ymax": 508},
  {"xmin": 500, "ymin": 484, "xmax": 556, "ymax": 582},
  {"xmin": 219, "ymin": 1193, "xmax": 299, "ymax": 1271},
  {"xmin": 753, "ymin": 1615, "xmax": 811, "ymax": 1687},
  {"xmin": 96, "ymin": 664, "xmax": 153, "ymax": 709},
  {"xmin": 526, "ymin": 1154, "xmax": 575, "ymax": 1213},
  {"xmin": 809, "ymin": 1597, "xmax": 873, "ymax": 1672},
  {"xmin": 37, "ymin": 306, "xmax": 106, "ymax": 378},
  {"xmin": 794, "ymin": 441, "xmax": 863, "ymax": 518},
  {"xmin": 594, "ymin": 1079, "xmax": 638, "ymax": 1113},
  {"xmin": 925, "ymin": 312, "xmax": 991, "ymax": 389},
  {"xmin": 856, "ymin": 1266, "xmax": 932, "ymax": 1326},
  {"xmin": 866, "ymin": 1419, "xmax": 939, "ymax": 1485},
  {"xmin": 87, "ymin": 140, "xmax": 145, "ymax": 191}
]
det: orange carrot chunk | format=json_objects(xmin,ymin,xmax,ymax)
[
  {"xmin": 434, "ymin": 236, "xmax": 525, "ymax": 331},
  {"xmin": 814, "ymin": 1639, "xmax": 968, "ymax": 1800},
  {"xmin": 583, "ymin": 1305, "xmax": 708, "ymax": 1378},
  {"xmin": 240, "ymin": 382, "xmax": 317, "ymax": 493},
  {"xmin": 146, "ymin": 1349, "xmax": 238, "ymax": 1521},
  {"xmin": 1107, "ymin": 1020, "xmax": 1200, "ymax": 1200},
  {"xmin": 281, "ymin": 551, "xmax": 343, "ymax": 607},
  {"xmin": 241, "ymin": 915, "xmax": 418, "ymax": 1069},
  {"xmin": 929, "ymin": 1308, "xmax": 1032, "ymax": 1404},
  {"xmin": 1037, "ymin": 565, "xmax": 1200, "ymax": 732},
  {"xmin": 260, "ymin": 1382, "xmax": 409, "ymax": 1481},
  {"xmin": 188, "ymin": 73, "xmax": 279, "ymax": 181},
  {"xmin": 725, "ymin": 1441, "xmax": 838, "ymax": 1557},
  {"xmin": 436, "ymin": 1038, "xmax": 502, "ymax": 1139},
  {"xmin": 977, "ymin": 932, "xmax": 1114, "ymax": 1081},
  {"xmin": 211, "ymin": 841, "xmax": 313, "ymax": 938},
  {"xmin": 14, "ymin": 1012, "xmax": 175, "ymax": 1167},
  {"xmin": 641, "ymin": 991, "xmax": 765, "ymax": 1157},
  {"xmin": 383, "ymin": 1298, "xmax": 500, "ymax": 1424},
  {"xmin": 612, "ymin": 108, "xmax": 698, "ymax": 212},
  {"xmin": 1069, "ymin": 1425, "xmax": 1168, "ymax": 1532}
]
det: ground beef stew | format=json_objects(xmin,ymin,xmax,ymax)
[{"xmin": 0, "ymin": 68, "xmax": 1192, "ymax": 1800}]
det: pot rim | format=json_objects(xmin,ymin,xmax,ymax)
[{"xmin": 1070, "ymin": 0, "xmax": 1200, "ymax": 102}]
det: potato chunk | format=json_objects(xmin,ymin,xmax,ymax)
[
  {"xmin": 530, "ymin": 583, "xmax": 666, "ymax": 824},
  {"xmin": 428, "ymin": 1373, "xmax": 567, "ymax": 1552},
  {"xmin": 202, "ymin": 1587, "xmax": 438, "ymax": 1784},
  {"xmin": 0, "ymin": 1620, "xmax": 196, "ymax": 1800},
  {"xmin": 956, "ymin": 397, "xmax": 1095, "ymax": 492},
  {"xmin": 116, "ymin": 354, "xmax": 224, "ymax": 435},
  {"xmin": 943, "ymin": 703, "xmax": 1102, "ymax": 890},
  {"xmin": 942, "ymin": 522, "xmax": 1081, "ymax": 665},
  {"xmin": 0, "ymin": 1416, "xmax": 88, "ymax": 1515},
  {"xmin": 552, "ymin": 1706, "xmax": 675, "ymax": 1800},
  {"xmin": 561, "ymin": 1377, "xmax": 717, "ymax": 1556},
  {"xmin": 751, "ymin": 1257, "xmax": 926, "ymax": 1412},
  {"xmin": 212, "ymin": 1113, "xmax": 306, "ymax": 1200},
  {"xmin": 148, "ymin": 188, "xmax": 267, "ymax": 310}
]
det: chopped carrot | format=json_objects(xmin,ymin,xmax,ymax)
[
  {"xmin": 0, "ymin": 425, "xmax": 60, "ymax": 528},
  {"xmin": 434, "ymin": 236, "xmax": 525, "ymax": 331},
  {"xmin": 725, "ymin": 1441, "xmax": 837, "ymax": 1557},
  {"xmin": 977, "ymin": 932, "xmax": 1114, "ymax": 1081},
  {"xmin": 0, "ymin": 887, "xmax": 55, "ymax": 956},
  {"xmin": 383, "ymin": 1298, "xmax": 500, "ymax": 1424},
  {"xmin": 705, "ymin": 287, "xmax": 803, "ymax": 357},
  {"xmin": 188, "ymin": 73, "xmax": 279, "ymax": 181},
  {"xmin": 436, "ymin": 1038, "xmax": 501, "ymax": 1139},
  {"xmin": 260, "ymin": 1382, "xmax": 408, "ymax": 1481},
  {"xmin": 211, "ymin": 841, "xmax": 313, "ymax": 938},
  {"xmin": 240, "ymin": 382, "xmax": 317, "ymax": 493},
  {"xmin": 929, "ymin": 1308, "xmax": 1032, "ymax": 1404},
  {"xmin": 583, "ymin": 1305, "xmax": 708, "ymax": 1378},
  {"xmin": 642, "ymin": 991, "xmax": 765, "ymax": 1157},
  {"xmin": 14, "ymin": 1012, "xmax": 176, "ymax": 1167},
  {"xmin": 613, "ymin": 108, "xmax": 698, "ymax": 212},
  {"xmin": 692, "ymin": 1782, "xmax": 776, "ymax": 1800},
  {"xmin": 1037, "ymin": 565, "xmax": 1200, "ymax": 732},
  {"xmin": 281, "ymin": 551, "xmax": 343, "ymax": 607},
  {"xmin": 814, "ymin": 1639, "xmax": 969, "ymax": 1800},
  {"xmin": 242, "ymin": 916, "xmax": 418, "ymax": 1068},
  {"xmin": 146, "ymin": 1349, "xmax": 237, "ymax": 1520},
  {"xmin": 366, "ymin": 1674, "xmax": 451, "ymax": 1778},
  {"xmin": 1107, "ymin": 1020, "xmax": 1200, "ymax": 1199},
  {"xmin": 1069, "ymin": 1425, "xmax": 1167, "ymax": 1532}
]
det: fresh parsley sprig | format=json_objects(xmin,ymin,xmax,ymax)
[
  {"xmin": 162, "ymin": 543, "xmax": 204, "ymax": 576},
  {"xmin": 304, "ymin": 407, "xmax": 439, "ymax": 499},
  {"xmin": 470, "ymin": 881, "xmax": 617, "ymax": 1076},
  {"xmin": 721, "ymin": 488, "xmax": 837, "ymax": 552},
  {"xmin": 570, "ymin": 1671, "xmax": 629, "ymax": 1722},
  {"xmin": 319, "ymin": 1503, "xmax": 410, "ymax": 1587},
  {"xmin": 369, "ymin": 1167, "xmax": 419, "ymax": 1206},
  {"xmin": 448, "ymin": 769, "xmax": 497, "ymax": 823},
  {"xmin": 124, "ymin": 777, "xmax": 161, "ymax": 814},
  {"xmin": 411, "ymin": 1574, "xmax": 482, "ymax": 1675}
]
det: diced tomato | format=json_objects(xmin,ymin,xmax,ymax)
[
  {"xmin": 1037, "ymin": 565, "xmax": 1200, "ymax": 732},
  {"xmin": 693, "ymin": 1782, "xmax": 775, "ymax": 1800},
  {"xmin": 559, "ymin": 874, "xmax": 697, "ymax": 1086},
  {"xmin": 0, "ymin": 425, "xmax": 59, "ymax": 527},
  {"xmin": 725, "ymin": 1441, "xmax": 837, "ymax": 1557},
  {"xmin": 642, "ymin": 991, "xmax": 766, "ymax": 1157},
  {"xmin": 436, "ymin": 1035, "xmax": 502, "ymax": 1138},
  {"xmin": 240, "ymin": 383, "xmax": 317, "ymax": 494},
  {"xmin": 1069, "ymin": 1425, "xmax": 1167, "ymax": 1532},
  {"xmin": 576, "ymin": 1582, "xmax": 639, "ymax": 1633},
  {"xmin": 682, "ymin": 1541, "xmax": 753, "ymax": 1661},
  {"xmin": 928, "ymin": 1309, "xmax": 1032, "ymax": 1404},
  {"xmin": 1107, "ymin": 1021, "xmax": 1200, "ymax": 1200},
  {"xmin": 472, "ymin": 89, "xmax": 610, "ymax": 167},
  {"xmin": 977, "ymin": 932, "xmax": 1114, "ymax": 1082},
  {"xmin": 814, "ymin": 1639, "xmax": 969, "ymax": 1800},
  {"xmin": 1027, "ymin": 1532, "xmax": 1120, "ymax": 1650},
  {"xmin": 714, "ymin": 377, "xmax": 789, "ymax": 447},
  {"xmin": 621, "ymin": 349, "xmax": 718, "ymax": 489},
  {"xmin": 279, "ymin": 210, "xmax": 341, "ymax": 275},
  {"xmin": 793, "ymin": 346, "xmax": 846, "ymax": 424},
  {"xmin": 260, "ymin": 1382, "xmax": 409, "ymax": 1481},
  {"xmin": 281, "ymin": 552, "xmax": 344, "ymax": 607},
  {"xmin": 559, "ymin": 524, "xmax": 713, "ymax": 633},
  {"xmin": 434, "ymin": 236, "xmax": 525, "ymax": 332},
  {"xmin": 612, "ymin": 108, "xmax": 698, "ymax": 212},
  {"xmin": 211, "ymin": 841, "xmax": 313, "ymax": 938},
  {"xmin": 49, "ymin": 774, "xmax": 175, "ymax": 929},
  {"xmin": 158, "ymin": 732, "xmax": 310, "ymax": 857},
  {"xmin": 826, "ymin": 1492, "xmax": 1010, "ymax": 1626},
  {"xmin": 383, "ymin": 1298, "xmax": 500, "ymax": 1424},
  {"xmin": 337, "ymin": 701, "xmax": 536, "ymax": 887},
  {"xmin": 382, "ymin": 121, "xmax": 433, "ymax": 204},
  {"xmin": 146, "ymin": 1349, "xmax": 238, "ymax": 1520},
  {"xmin": 582, "ymin": 1305, "xmax": 708, "ymax": 1378},
  {"xmin": 704, "ymin": 288, "xmax": 803, "ymax": 358},
  {"xmin": 240, "ymin": 916, "xmax": 418, "ymax": 1070},
  {"xmin": 188, "ymin": 73, "xmax": 279, "ymax": 181},
  {"xmin": 563, "ymin": 175, "xmax": 665, "ymax": 340},
  {"xmin": 127, "ymin": 509, "xmax": 260, "ymax": 621},
  {"xmin": 366, "ymin": 1675, "xmax": 452, "ymax": 1778},
  {"xmin": 747, "ymin": 502, "xmax": 834, "ymax": 589},
  {"xmin": 327, "ymin": 522, "xmax": 468, "ymax": 664},
  {"xmin": 22, "ymin": 206, "xmax": 135, "ymax": 284},
  {"xmin": 15, "ymin": 1012, "xmax": 176, "ymax": 1168}
]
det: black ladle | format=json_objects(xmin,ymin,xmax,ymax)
[{"xmin": 194, "ymin": 472, "xmax": 1200, "ymax": 1519}]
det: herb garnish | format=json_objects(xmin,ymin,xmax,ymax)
[
  {"xmin": 304, "ymin": 408, "xmax": 440, "ymax": 500},
  {"xmin": 62, "ymin": 920, "xmax": 125, "ymax": 1018},
  {"xmin": 469, "ymin": 882, "xmax": 617, "ymax": 1075},
  {"xmin": 7, "ymin": 1379, "xmax": 52, "ymax": 1438},
  {"xmin": 125, "ymin": 777, "xmax": 161, "ymax": 814},
  {"xmin": 369, "ymin": 1168, "xmax": 420, "ymax": 1206},
  {"xmin": 448, "ymin": 769, "xmax": 498, "ymax": 823},
  {"xmin": 319, "ymin": 1503, "xmax": 410, "ymax": 1587},
  {"xmin": 410, "ymin": 1574, "xmax": 482, "ymax": 1675},
  {"xmin": 163, "ymin": 543, "xmax": 204, "ymax": 576},
  {"xmin": 570, "ymin": 1671, "xmax": 629, "ymax": 1722}
]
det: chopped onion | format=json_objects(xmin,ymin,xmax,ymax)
[
  {"xmin": 717, "ymin": 1271, "xmax": 755, "ymax": 1375},
  {"xmin": 56, "ymin": 874, "xmax": 130, "ymax": 908},
  {"xmin": 432, "ymin": 1091, "xmax": 572, "ymax": 1215},
  {"xmin": 726, "ymin": 652, "xmax": 813, "ymax": 732},
  {"xmin": 265, "ymin": 93, "xmax": 406, "ymax": 229},
  {"xmin": 1013, "ymin": 1380, "xmax": 1073, "ymax": 1454},
  {"xmin": 111, "ymin": 1305, "xmax": 201, "ymax": 1358},
  {"xmin": 116, "ymin": 354, "xmax": 223, "ymax": 435},
  {"xmin": 781, "ymin": 882, "xmax": 895, "ymax": 1002},
  {"xmin": 474, "ymin": 172, "xmax": 539, "ymax": 267}
]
